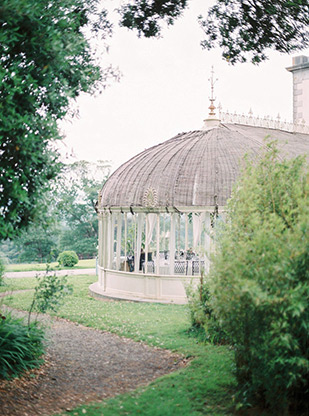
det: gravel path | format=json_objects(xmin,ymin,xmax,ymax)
[{"xmin": 0, "ymin": 311, "xmax": 186, "ymax": 416}]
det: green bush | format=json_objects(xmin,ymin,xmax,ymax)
[
  {"xmin": 57, "ymin": 250, "xmax": 79, "ymax": 267},
  {"xmin": 210, "ymin": 143, "xmax": 309, "ymax": 414},
  {"xmin": 0, "ymin": 312, "xmax": 45, "ymax": 380},
  {"xmin": 28, "ymin": 269, "xmax": 73, "ymax": 325},
  {"xmin": 186, "ymin": 274, "xmax": 229, "ymax": 345}
]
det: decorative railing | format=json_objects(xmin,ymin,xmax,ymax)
[{"xmin": 218, "ymin": 110, "xmax": 309, "ymax": 134}]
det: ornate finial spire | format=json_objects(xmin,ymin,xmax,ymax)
[
  {"xmin": 202, "ymin": 66, "xmax": 220, "ymax": 129},
  {"xmin": 208, "ymin": 66, "xmax": 218, "ymax": 117}
]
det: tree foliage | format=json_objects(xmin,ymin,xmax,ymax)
[
  {"xmin": 0, "ymin": 0, "xmax": 111, "ymax": 239},
  {"xmin": 14, "ymin": 225, "xmax": 59, "ymax": 263},
  {"xmin": 119, "ymin": 0, "xmax": 309, "ymax": 63},
  {"xmin": 55, "ymin": 160, "xmax": 110, "ymax": 258},
  {"xmin": 210, "ymin": 143, "xmax": 309, "ymax": 413},
  {"xmin": 199, "ymin": 0, "xmax": 309, "ymax": 64},
  {"xmin": 28, "ymin": 268, "xmax": 73, "ymax": 326},
  {"xmin": 186, "ymin": 273, "xmax": 229, "ymax": 345},
  {"xmin": 119, "ymin": 0, "xmax": 188, "ymax": 37},
  {"xmin": 0, "ymin": 161, "xmax": 109, "ymax": 263}
]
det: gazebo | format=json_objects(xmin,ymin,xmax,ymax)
[{"xmin": 90, "ymin": 112, "xmax": 309, "ymax": 304}]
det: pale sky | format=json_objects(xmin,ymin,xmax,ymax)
[{"xmin": 59, "ymin": 0, "xmax": 308, "ymax": 173}]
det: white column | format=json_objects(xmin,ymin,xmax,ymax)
[
  {"xmin": 116, "ymin": 212, "xmax": 122, "ymax": 270},
  {"xmin": 102, "ymin": 213, "xmax": 107, "ymax": 269},
  {"xmin": 102, "ymin": 212, "xmax": 110, "ymax": 288},
  {"xmin": 169, "ymin": 213, "xmax": 176, "ymax": 275},
  {"xmin": 163, "ymin": 214, "xmax": 166, "ymax": 252},
  {"xmin": 145, "ymin": 214, "xmax": 149, "ymax": 273},
  {"xmin": 97, "ymin": 213, "xmax": 103, "ymax": 287},
  {"xmin": 156, "ymin": 213, "xmax": 160, "ymax": 274},
  {"xmin": 101, "ymin": 212, "xmax": 106, "ymax": 269},
  {"xmin": 124, "ymin": 213, "xmax": 127, "ymax": 261},
  {"xmin": 109, "ymin": 212, "xmax": 116, "ymax": 269},
  {"xmin": 98, "ymin": 213, "xmax": 103, "ymax": 267},
  {"xmin": 134, "ymin": 213, "xmax": 143, "ymax": 273},
  {"xmin": 106, "ymin": 212, "xmax": 111, "ymax": 269},
  {"xmin": 133, "ymin": 214, "xmax": 136, "ymax": 255},
  {"xmin": 177, "ymin": 214, "xmax": 181, "ymax": 259},
  {"xmin": 185, "ymin": 214, "xmax": 188, "ymax": 256}
]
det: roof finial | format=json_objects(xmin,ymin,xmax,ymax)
[
  {"xmin": 208, "ymin": 66, "xmax": 218, "ymax": 117},
  {"xmin": 202, "ymin": 66, "xmax": 220, "ymax": 129}
]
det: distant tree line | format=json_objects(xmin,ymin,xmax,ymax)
[{"xmin": 0, "ymin": 160, "xmax": 110, "ymax": 264}]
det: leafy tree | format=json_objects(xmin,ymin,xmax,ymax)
[
  {"xmin": 119, "ymin": 0, "xmax": 188, "ymax": 37},
  {"xmin": 59, "ymin": 230, "xmax": 98, "ymax": 259},
  {"xmin": 0, "ymin": 185, "xmax": 61, "ymax": 264},
  {"xmin": 199, "ymin": 0, "xmax": 309, "ymax": 64},
  {"xmin": 118, "ymin": 0, "xmax": 309, "ymax": 63},
  {"xmin": 14, "ymin": 225, "xmax": 59, "ymax": 263},
  {"xmin": 210, "ymin": 143, "xmax": 309, "ymax": 413},
  {"xmin": 0, "ymin": 240, "xmax": 19, "ymax": 264},
  {"xmin": 56, "ymin": 160, "xmax": 110, "ymax": 258},
  {"xmin": 0, "ymin": 160, "xmax": 109, "ymax": 263},
  {"xmin": 0, "ymin": 0, "xmax": 113, "ymax": 239}
]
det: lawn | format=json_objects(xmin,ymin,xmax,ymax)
[
  {"xmin": 2, "ymin": 275, "xmax": 237, "ymax": 416},
  {"xmin": 4, "ymin": 258, "xmax": 96, "ymax": 272},
  {"xmin": 0, "ymin": 276, "xmax": 37, "ymax": 292}
]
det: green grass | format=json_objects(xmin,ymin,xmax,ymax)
[
  {"xmin": 5, "ymin": 258, "xmax": 96, "ymax": 272},
  {"xmin": 0, "ymin": 276, "xmax": 37, "ymax": 292},
  {"xmin": 2, "ymin": 275, "xmax": 237, "ymax": 416}
]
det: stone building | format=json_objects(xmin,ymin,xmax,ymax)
[{"xmin": 287, "ymin": 55, "xmax": 309, "ymax": 125}]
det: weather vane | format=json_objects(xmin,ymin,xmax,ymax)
[{"xmin": 208, "ymin": 66, "xmax": 218, "ymax": 117}]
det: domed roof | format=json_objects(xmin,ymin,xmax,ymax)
[{"xmin": 99, "ymin": 123, "xmax": 309, "ymax": 210}]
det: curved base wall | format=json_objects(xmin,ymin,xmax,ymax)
[{"xmin": 90, "ymin": 267, "xmax": 198, "ymax": 304}]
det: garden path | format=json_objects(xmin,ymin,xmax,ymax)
[{"xmin": 0, "ymin": 308, "xmax": 186, "ymax": 416}]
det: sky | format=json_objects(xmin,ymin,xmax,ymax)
[{"xmin": 59, "ymin": 0, "xmax": 308, "ymax": 173}]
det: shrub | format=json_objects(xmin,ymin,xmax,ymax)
[
  {"xmin": 57, "ymin": 250, "xmax": 79, "ymax": 267},
  {"xmin": 0, "ymin": 266, "xmax": 72, "ymax": 380},
  {"xmin": 186, "ymin": 274, "xmax": 229, "ymax": 344},
  {"xmin": 210, "ymin": 143, "xmax": 309, "ymax": 414},
  {"xmin": 28, "ymin": 267, "xmax": 73, "ymax": 325},
  {"xmin": 0, "ymin": 312, "xmax": 45, "ymax": 380}
]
